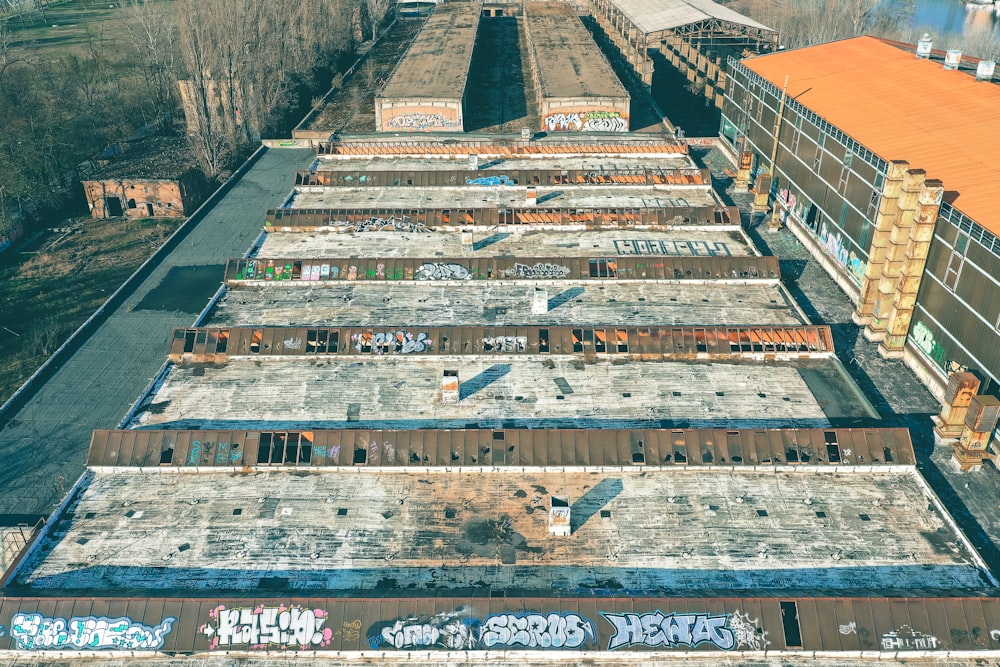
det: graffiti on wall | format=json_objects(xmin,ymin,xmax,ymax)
[
  {"xmin": 199, "ymin": 605, "xmax": 333, "ymax": 650},
  {"xmin": 385, "ymin": 110, "xmax": 460, "ymax": 131},
  {"xmin": 818, "ymin": 222, "xmax": 866, "ymax": 284},
  {"xmin": 351, "ymin": 330, "xmax": 434, "ymax": 354},
  {"xmin": 613, "ymin": 239, "xmax": 732, "ymax": 257},
  {"xmin": 911, "ymin": 320, "xmax": 947, "ymax": 369},
  {"xmin": 368, "ymin": 610, "xmax": 595, "ymax": 650},
  {"xmin": 10, "ymin": 613, "xmax": 175, "ymax": 651},
  {"xmin": 465, "ymin": 175, "xmax": 515, "ymax": 186},
  {"xmin": 368, "ymin": 608, "xmax": 478, "ymax": 650},
  {"xmin": 480, "ymin": 612, "xmax": 595, "ymax": 649},
  {"xmin": 506, "ymin": 262, "xmax": 571, "ymax": 279},
  {"xmin": 345, "ymin": 216, "xmax": 433, "ymax": 233},
  {"xmin": 544, "ymin": 110, "xmax": 627, "ymax": 132},
  {"xmin": 482, "ymin": 336, "xmax": 527, "ymax": 352},
  {"xmin": 881, "ymin": 626, "xmax": 939, "ymax": 651},
  {"xmin": 414, "ymin": 262, "xmax": 471, "ymax": 280},
  {"xmin": 601, "ymin": 611, "xmax": 767, "ymax": 651}
]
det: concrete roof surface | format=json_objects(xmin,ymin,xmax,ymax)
[
  {"xmin": 14, "ymin": 468, "xmax": 987, "ymax": 595},
  {"xmin": 289, "ymin": 185, "xmax": 718, "ymax": 210},
  {"xmin": 380, "ymin": 3, "xmax": 481, "ymax": 99},
  {"xmin": 129, "ymin": 356, "xmax": 872, "ymax": 431},
  {"xmin": 206, "ymin": 282, "xmax": 801, "ymax": 328}
]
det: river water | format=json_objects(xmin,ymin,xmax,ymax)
[{"xmin": 887, "ymin": 0, "xmax": 1000, "ymax": 40}]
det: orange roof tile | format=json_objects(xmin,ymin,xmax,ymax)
[{"xmin": 744, "ymin": 36, "xmax": 1000, "ymax": 237}]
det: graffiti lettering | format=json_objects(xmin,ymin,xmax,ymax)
[
  {"xmin": 480, "ymin": 613, "xmax": 595, "ymax": 649},
  {"xmin": 386, "ymin": 112, "xmax": 459, "ymax": 131},
  {"xmin": 482, "ymin": 336, "xmax": 526, "ymax": 352},
  {"xmin": 818, "ymin": 222, "xmax": 866, "ymax": 283},
  {"xmin": 11, "ymin": 613, "xmax": 175, "ymax": 651},
  {"xmin": 351, "ymin": 330, "xmax": 433, "ymax": 354},
  {"xmin": 200, "ymin": 605, "xmax": 332, "ymax": 650},
  {"xmin": 583, "ymin": 117, "xmax": 628, "ymax": 132},
  {"xmin": 414, "ymin": 263, "xmax": 470, "ymax": 280},
  {"xmin": 343, "ymin": 216, "xmax": 433, "ymax": 234},
  {"xmin": 544, "ymin": 110, "xmax": 627, "ymax": 133},
  {"xmin": 369, "ymin": 609, "xmax": 477, "ymax": 650},
  {"xmin": 613, "ymin": 239, "xmax": 732, "ymax": 257},
  {"xmin": 602, "ymin": 612, "xmax": 738, "ymax": 651},
  {"xmin": 882, "ymin": 626, "xmax": 939, "ymax": 651},
  {"xmin": 283, "ymin": 337, "xmax": 302, "ymax": 350},
  {"xmin": 508, "ymin": 262, "xmax": 570, "ymax": 279},
  {"xmin": 465, "ymin": 175, "xmax": 515, "ymax": 186}
]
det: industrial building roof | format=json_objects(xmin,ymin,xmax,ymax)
[
  {"xmin": 256, "ymin": 228, "xmax": 755, "ymax": 258},
  {"xmin": 14, "ymin": 464, "xmax": 984, "ymax": 597},
  {"xmin": 378, "ymin": 3, "xmax": 481, "ymax": 100},
  {"xmin": 744, "ymin": 36, "xmax": 1000, "ymax": 236},
  {"xmin": 206, "ymin": 281, "xmax": 802, "ymax": 328},
  {"xmin": 603, "ymin": 0, "xmax": 771, "ymax": 37},
  {"xmin": 524, "ymin": 3, "xmax": 629, "ymax": 100},
  {"xmin": 130, "ymin": 355, "xmax": 873, "ymax": 431}
]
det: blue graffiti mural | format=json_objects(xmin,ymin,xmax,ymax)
[
  {"xmin": 10, "ymin": 613, "xmax": 175, "ymax": 651},
  {"xmin": 465, "ymin": 175, "xmax": 515, "ymax": 186}
]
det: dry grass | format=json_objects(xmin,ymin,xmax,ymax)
[{"xmin": 0, "ymin": 216, "xmax": 182, "ymax": 402}]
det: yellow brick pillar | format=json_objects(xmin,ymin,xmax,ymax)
[
  {"xmin": 879, "ymin": 178, "xmax": 943, "ymax": 357},
  {"xmin": 953, "ymin": 395, "xmax": 1000, "ymax": 471},
  {"xmin": 933, "ymin": 371, "xmax": 981, "ymax": 440},
  {"xmin": 854, "ymin": 161, "xmax": 908, "ymax": 328},
  {"xmin": 865, "ymin": 167, "xmax": 922, "ymax": 342}
]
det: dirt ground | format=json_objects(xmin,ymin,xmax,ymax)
[{"xmin": 0, "ymin": 216, "xmax": 182, "ymax": 403}]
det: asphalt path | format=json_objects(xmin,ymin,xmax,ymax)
[{"xmin": 0, "ymin": 147, "xmax": 313, "ymax": 518}]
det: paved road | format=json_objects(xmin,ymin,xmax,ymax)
[{"xmin": 0, "ymin": 148, "xmax": 314, "ymax": 518}]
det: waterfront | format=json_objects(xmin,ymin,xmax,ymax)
[{"xmin": 889, "ymin": 0, "xmax": 1000, "ymax": 41}]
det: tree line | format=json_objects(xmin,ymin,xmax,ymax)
[{"xmin": 0, "ymin": 0, "xmax": 390, "ymax": 235}]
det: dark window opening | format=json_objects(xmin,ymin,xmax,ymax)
[
  {"xmin": 353, "ymin": 448, "xmax": 368, "ymax": 464},
  {"xmin": 337, "ymin": 508, "xmax": 348, "ymax": 516},
  {"xmin": 756, "ymin": 509, "xmax": 768, "ymax": 517},
  {"xmin": 159, "ymin": 447, "xmax": 174, "ymax": 465},
  {"xmin": 780, "ymin": 601, "xmax": 803, "ymax": 647}
]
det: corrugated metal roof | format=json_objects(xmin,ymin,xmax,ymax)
[
  {"xmin": 0, "ymin": 596, "xmax": 997, "ymax": 654},
  {"xmin": 605, "ymin": 0, "xmax": 772, "ymax": 37},
  {"xmin": 743, "ymin": 36, "xmax": 1000, "ymax": 236},
  {"xmin": 88, "ymin": 427, "xmax": 913, "ymax": 468}
]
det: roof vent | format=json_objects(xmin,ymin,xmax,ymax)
[
  {"xmin": 976, "ymin": 60, "xmax": 996, "ymax": 82},
  {"xmin": 944, "ymin": 49, "xmax": 962, "ymax": 70},
  {"xmin": 916, "ymin": 34, "xmax": 933, "ymax": 58}
]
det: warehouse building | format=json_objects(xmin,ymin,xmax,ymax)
[
  {"xmin": 523, "ymin": 2, "xmax": 630, "ymax": 133},
  {"xmin": 4, "ymin": 136, "xmax": 1000, "ymax": 662},
  {"xmin": 375, "ymin": 3, "xmax": 481, "ymax": 132},
  {"xmin": 720, "ymin": 37, "xmax": 1000, "ymax": 422}
]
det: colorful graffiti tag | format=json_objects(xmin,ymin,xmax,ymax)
[
  {"xmin": 368, "ymin": 610, "xmax": 595, "ymax": 650},
  {"xmin": 818, "ymin": 222, "xmax": 866, "ymax": 284},
  {"xmin": 911, "ymin": 320, "xmax": 947, "ymax": 368},
  {"xmin": 351, "ymin": 330, "xmax": 434, "ymax": 354},
  {"xmin": 199, "ymin": 605, "xmax": 333, "ymax": 650},
  {"xmin": 10, "ymin": 613, "xmax": 175, "ymax": 650},
  {"xmin": 601, "ymin": 611, "xmax": 767, "ymax": 651},
  {"xmin": 544, "ymin": 110, "xmax": 627, "ymax": 132},
  {"xmin": 368, "ymin": 608, "xmax": 478, "ymax": 650},
  {"xmin": 385, "ymin": 111, "xmax": 460, "ymax": 131}
]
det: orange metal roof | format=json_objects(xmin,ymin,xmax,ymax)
[{"xmin": 744, "ymin": 36, "xmax": 1000, "ymax": 236}]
